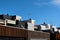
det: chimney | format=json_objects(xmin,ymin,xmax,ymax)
[{"xmin": 29, "ymin": 18, "xmax": 35, "ymax": 24}]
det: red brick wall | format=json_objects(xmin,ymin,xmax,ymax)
[
  {"xmin": 0, "ymin": 25, "xmax": 50, "ymax": 40},
  {"xmin": 56, "ymin": 34, "xmax": 60, "ymax": 40}
]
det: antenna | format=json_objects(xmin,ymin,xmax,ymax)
[
  {"xmin": 50, "ymin": 21, "xmax": 54, "ymax": 26},
  {"xmin": 26, "ymin": 13, "xmax": 31, "ymax": 19},
  {"xmin": 43, "ymin": 17, "xmax": 46, "ymax": 24},
  {"xmin": 14, "ymin": 11, "xmax": 19, "ymax": 15},
  {"xmin": 15, "ymin": 12, "xmax": 17, "ymax": 15}
]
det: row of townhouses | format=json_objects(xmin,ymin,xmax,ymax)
[{"xmin": 0, "ymin": 14, "xmax": 59, "ymax": 40}]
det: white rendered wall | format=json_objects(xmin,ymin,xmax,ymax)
[
  {"xmin": 40, "ymin": 25, "xmax": 47, "ymax": 30},
  {"xmin": 27, "ymin": 22, "xmax": 34, "ymax": 31},
  {"xmin": 31, "ymin": 20, "xmax": 35, "ymax": 24},
  {"xmin": 7, "ymin": 19, "xmax": 16, "ymax": 24},
  {"xmin": 40, "ymin": 24, "xmax": 51, "ymax": 30},
  {"xmin": 58, "ymin": 29, "xmax": 60, "ymax": 33},
  {"xmin": 52, "ymin": 26, "xmax": 58, "ymax": 32},
  {"xmin": 16, "ymin": 15, "xmax": 21, "ymax": 21}
]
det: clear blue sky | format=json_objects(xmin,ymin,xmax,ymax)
[{"xmin": 0, "ymin": 0, "xmax": 60, "ymax": 27}]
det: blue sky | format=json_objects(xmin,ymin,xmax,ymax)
[{"xmin": 0, "ymin": 0, "xmax": 60, "ymax": 27}]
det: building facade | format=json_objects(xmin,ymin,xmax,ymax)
[{"xmin": 0, "ymin": 14, "xmax": 50, "ymax": 40}]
